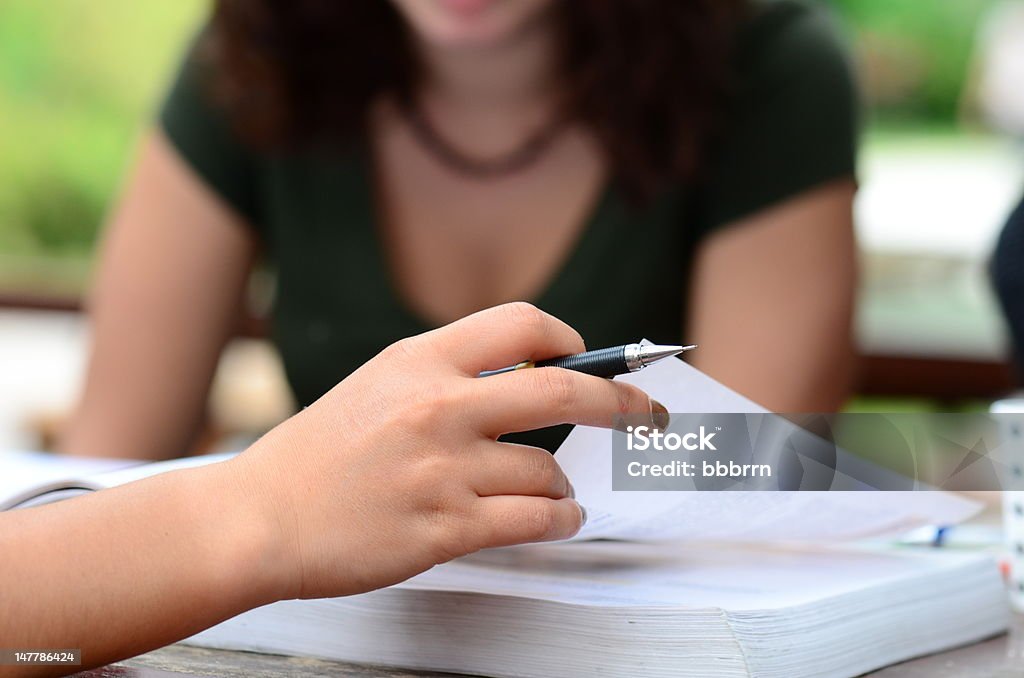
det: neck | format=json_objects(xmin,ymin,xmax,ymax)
[{"xmin": 410, "ymin": 12, "xmax": 561, "ymax": 115}]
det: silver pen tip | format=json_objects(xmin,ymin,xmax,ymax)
[{"xmin": 637, "ymin": 343, "xmax": 697, "ymax": 365}]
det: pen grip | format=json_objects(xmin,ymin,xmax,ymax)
[{"xmin": 534, "ymin": 345, "xmax": 627, "ymax": 378}]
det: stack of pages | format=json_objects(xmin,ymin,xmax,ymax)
[
  {"xmin": 190, "ymin": 541, "xmax": 1008, "ymax": 678},
  {"xmin": 0, "ymin": 355, "xmax": 1010, "ymax": 677}
]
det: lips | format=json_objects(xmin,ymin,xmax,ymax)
[{"xmin": 436, "ymin": 0, "xmax": 496, "ymax": 18}]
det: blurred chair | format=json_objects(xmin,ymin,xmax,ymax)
[{"xmin": 993, "ymin": 192, "xmax": 1024, "ymax": 384}]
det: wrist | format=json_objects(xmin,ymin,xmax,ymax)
[{"xmin": 183, "ymin": 456, "xmax": 298, "ymax": 609}]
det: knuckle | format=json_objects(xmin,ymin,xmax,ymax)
[
  {"xmin": 403, "ymin": 398, "xmax": 440, "ymax": 436},
  {"xmin": 428, "ymin": 497, "xmax": 477, "ymax": 561},
  {"xmin": 474, "ymin": 519, "xmax": 502, "ymax": 550},
  {"xmin": 432, "ymin": 525, "xmax": 471, "ymax": 563},
  {"xmin": 411, "ymin": 453, "xmax": 452, "ymax": 486},
  {"xmin": 381, "ymin": 336, "xmax": 421, "ymax": 363},
  {"xmin": 537, "ymin": 368, "xmax": 576, "ymax": 415},
  {"xmin": 617, "ymin": 384, "xmax": 641, "ymax": 417},
  {"xmin": 425, "ymin": 381, "xmax": 462, "ymax": 413},
  {"xmin": 525, "ymin": 451, "xmax": 560, "ymax": 492},
  {"xmin": 403, "ymin": 383, "xmax": 462, "ymax": 434},
  {"xmin": 422, "ymin": 485, "xmax": 461, "ymax": 526},
  {"xmin": 521, "ymin": 504, "xmax": 557, "ymax": 540},
  {"xmin": 502, "ymin": 301, "xmax": 547, "ymax": 334}
]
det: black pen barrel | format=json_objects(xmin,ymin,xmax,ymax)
[{"xmin": 534, "ymin": 345, "xmax": 628, "ymax": 378}]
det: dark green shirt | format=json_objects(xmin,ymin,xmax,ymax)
[{"xmin": 160, "ymin": 1, "xmax": 857, "ymax": 449}]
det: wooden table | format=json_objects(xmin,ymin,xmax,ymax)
[{"xmin": 79, "ymin": 614, "xmax": 1024, "ymax": 678}]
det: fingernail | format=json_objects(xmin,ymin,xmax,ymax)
[
  {"xmin": 567, "ymin": 481, "xmax": 576, "ymax": 499},
  {"xmin": 579, "ymin": 503, "xmax": 588, "ymax": 527},
  {"xmin": 651, "ymin": 399, "xmax": 670, "ymax": 432}
]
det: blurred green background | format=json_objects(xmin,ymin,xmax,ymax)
[
  {"xmin": 0, "ymin": 0, "xmax": 205, "ymax": 282},
  {"xmin": 830, "ymin": 0, "xmax": 996, "ymax": 126},
  {"xmin": 0, "ymin": 0, "xmax": 1004, "ymax": 268}
]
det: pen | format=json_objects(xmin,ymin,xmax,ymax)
[{"xmin": 478, "ymin": 343, "xmax": 696, "ymax": 379}]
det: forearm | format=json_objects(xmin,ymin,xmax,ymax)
[
  {"xmin": 59, "ymin": 349, "xmax": 215, "ymax": 460},
  {"xmin": 59, "ymin": 131, "xmax": 257, "ymax": 460},
  {"xmin": 0, "ymin": 460, "xmax": 282, "ymax": 675},
  {"xmin": 687, "ymin": 180, "xmax": 858, "ymax": 412},
  {"xmin": 690, "ymin": 290, "xmax": 856, "ymax": 412}
]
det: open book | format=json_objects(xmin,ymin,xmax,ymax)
[{"xmin": 0, "ymin": 451, "xmax": 233, "ymax": 511}]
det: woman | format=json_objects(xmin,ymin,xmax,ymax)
[
  {"xmin": 62, "ymin": 0, "xmax": 858, "ymax": 459},
  {"xmin": 3, "ymin": 305, "xmax": 662, "ymax": 671}
]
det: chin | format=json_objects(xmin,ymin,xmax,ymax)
[{"xmin": 391, "ymin": 0, "xmax": 555, "ymax": 49}]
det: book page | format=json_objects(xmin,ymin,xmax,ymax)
[
  {"xmin": 0, "ymin": 451, "xmax": 235, "ymax": 511},
  {"xmin": 398, "ymin": 540, "xmax": 999, "ymax": 611},
  {"xmin": 0, "ymin": 451, "xmax": 140, "ymax": 510},
  {"xmin": 85, "ymin": 451, "xmax": 236, "ymax": 488},
  {"xmin": 555, "ymin": 353, "xmax": 981, "ymax": 542}
]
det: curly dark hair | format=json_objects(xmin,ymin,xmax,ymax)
[{"xmin": 204, "ymin": 0, "xmax": 750, "ymax": 202}]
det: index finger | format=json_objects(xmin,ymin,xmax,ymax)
[
  {"xmin": 470, "ymin": 367, "xmax": 668, "ymax": 437},
  {"xmin": 424, "ymin": 302, "xmax": 586, "ymax": 376}
]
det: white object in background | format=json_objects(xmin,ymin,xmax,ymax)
[
  {"xmin": 992, "ymin": 398, "xmax": 1024, "ymax": 612},
  {"xmin": 977, "ymin": 1, "xmax": 1024, "ymax": 137}
]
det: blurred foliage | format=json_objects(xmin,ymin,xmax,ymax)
[
  {"xmin": 0, "ymin": 0, "xmax": 205, "ymax": 258},
  {"xmin": 0, "ymin": 0, "xmax": 1006, "ymax": 257},
  {"xmin": 827, "ymin": 0, "xmax": 998, "ymax": 125}
]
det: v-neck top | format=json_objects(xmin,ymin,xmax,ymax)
[{"xmin": 159, "ymin": 0, "xmax": 858, "ymax": 450}]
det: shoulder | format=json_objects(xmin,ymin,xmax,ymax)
[
  {"xmin": 159, "ymin": 29, "xmax": 266, "ymax": 226},
  {"xmin": 735, "ymin": 0, "xmax": 854, "ymax": 96},
  {"xmin": 690, "ymin": 1, "xmax": 859, "ymax": 233}
]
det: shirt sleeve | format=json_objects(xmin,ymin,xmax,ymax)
[
  {"xmin": 158, "ymin": 32, "xmax": 263, "ymax": 229},
  {"xmin": 693, "ymin": 0, "xmax": 860, "ymax": 235}
]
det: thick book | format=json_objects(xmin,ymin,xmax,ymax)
[
  {"xmin": 0, "ymin": 452, "xmax": 1008, "ymax": 676},
  {"xmin": 188, "ymin": 541, "xmax": 1008, "ymax": 678}
]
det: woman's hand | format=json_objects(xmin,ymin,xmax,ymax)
[
  {"xmin": 1, "ymin": 303, "xmax": 664, "ymax": 673},
  {"xmin": 231, "ymin": 302, "xmax": 663, "ymax": 600}
]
